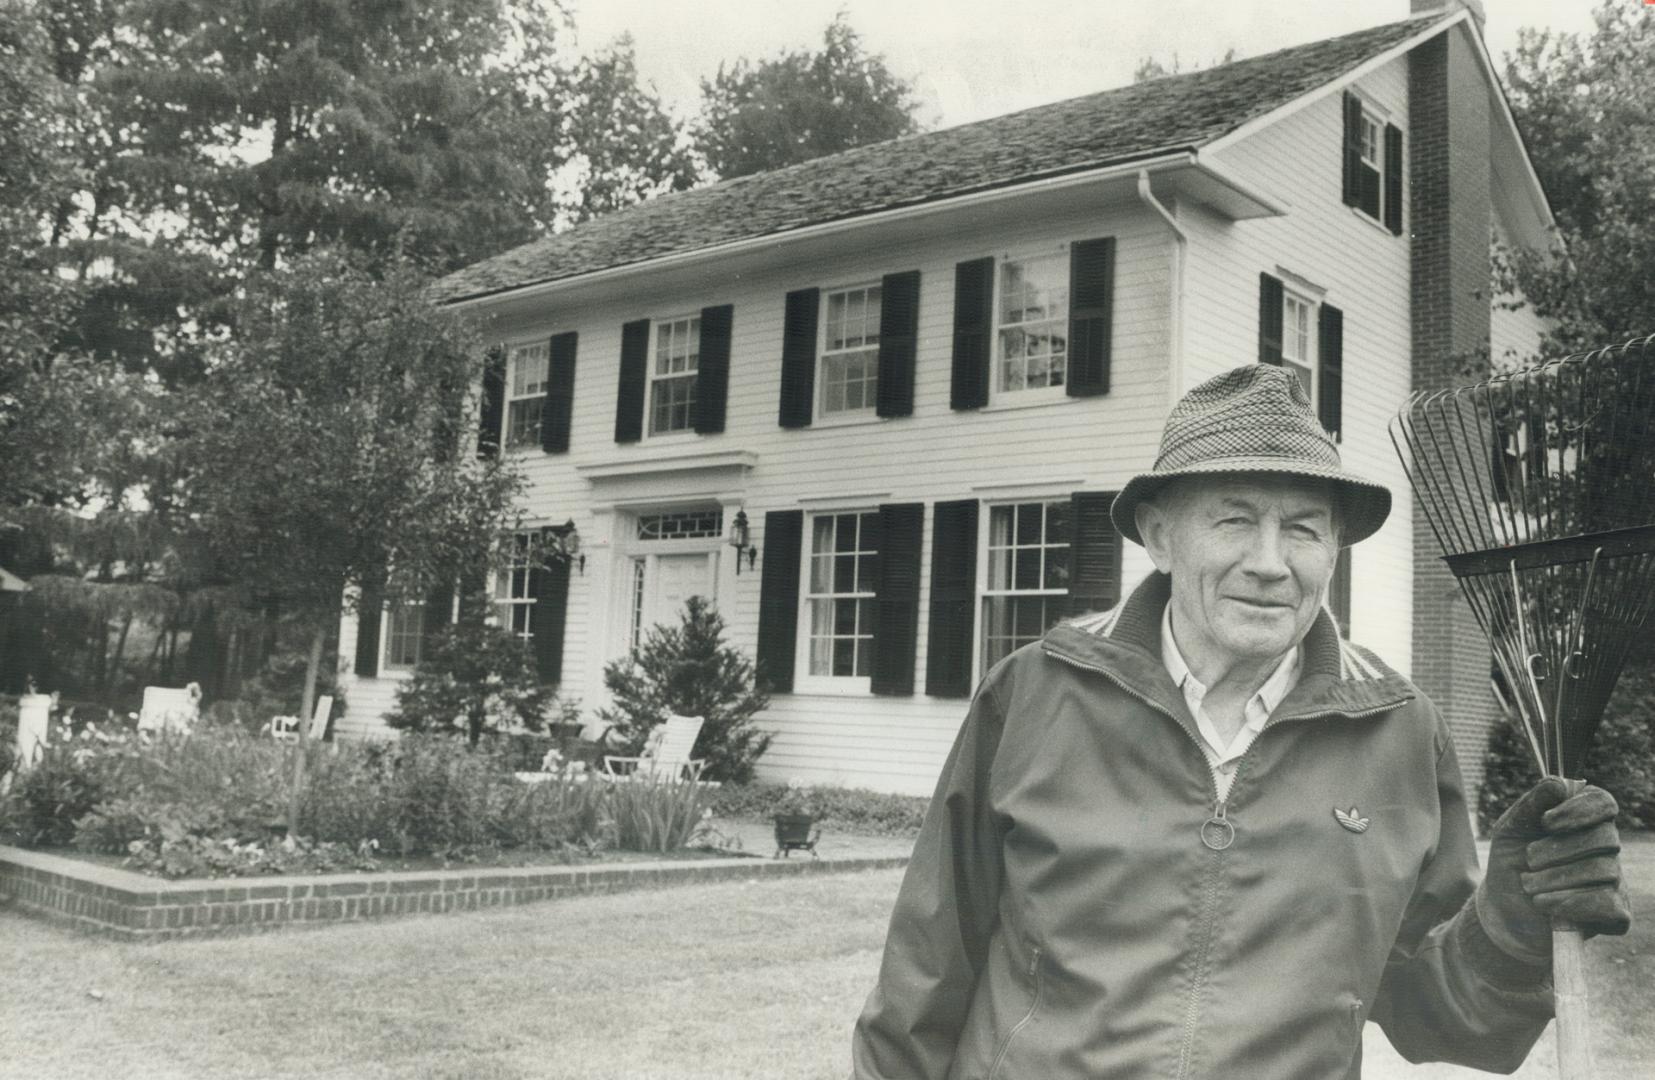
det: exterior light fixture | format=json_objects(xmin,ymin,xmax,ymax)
[
  {"xmin": 556, "ymin": 519, "xmax": 584, "ymax": 574},
  {"xmin": 728, "ymin": 509, "xmax": 756, "ymax": 574}
]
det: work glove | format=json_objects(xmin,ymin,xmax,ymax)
[{"xmin": 1475, "ymin": 777, "xmax": 1633, "ymax": 966}]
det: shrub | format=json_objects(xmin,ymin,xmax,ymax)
[
  {"xmin": 1479, "ymin": 661, "xmax": 1655, "ymax": 831},
  {"xmin": 123, "ymin": 834, "xmax": 378, "ymax": 880},
  {"xmin": 706, "ymin": 782, "xmax": 929, "ymax": 836},
  {"xmin": 597, "ymin": 596, "xmax": 771, "ymax": 783},
  {"xmin": 606, "ymin": 775, "xmax": 708, "ymax": 852},
  {"xmin": 0, "ymin": 724, "xmax": 133, "ymax": 846},
  {"xmin": 386, "ymin": 614, "xmax": 554, "ymax": 746},
  {"xmin": 499, "ymin": 771, "xmax": 610, "ymax": 851}
]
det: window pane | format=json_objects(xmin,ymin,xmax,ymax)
[
  {"xmin": 834, "ymin": 596, "xmax": 857, "ymax": 635},
  {"xmin": 1015, "ymin": 548, "xmax": 1041, "ymax": 590},
  {"xmin": 1043, "ymin": 548, "xmax": 1070, "ymax": 590},
  {"xmin": 833, "ymin": 636, "xmax": 855, "ymax": 676},
  {"xmin": 1046, "ymin": 502, "xmax": 1070, "ymax": 544},
  {"xmin": 1015, "ymin": 503, "xmax": 1042, "ymax": 545},
  {"xmin": 835, "ymin": 554, "xmax": 857, "ymax": 593}
]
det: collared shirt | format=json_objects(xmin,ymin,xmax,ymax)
[{"xmin": 1160, "ymin": 603, "xmax": 1301, "ymax": 801}]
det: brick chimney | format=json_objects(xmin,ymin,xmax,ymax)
[
  {"xmin": 1411, "ymin": 0, "xmax": 1486, "ymax": 33},
  {"xmin": 1408, "ymin": 22, "xmax": 1499, "ymax": 817}
]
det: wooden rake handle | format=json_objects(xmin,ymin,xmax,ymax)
[{"xmin": 1553, "ymin": 923, "xmax": 1595, "ymax": 1079}]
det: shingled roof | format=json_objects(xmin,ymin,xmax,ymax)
[{"xmin": 436, "ymin": 14, "xmax": 1444, "ymax": 304}]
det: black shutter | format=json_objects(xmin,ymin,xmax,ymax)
[
  {"xmin": 353, "ymin": 571, "xmax": 386, "ymax": 676},
  {"xmin": 1067, "ymin": 237, "xmax": 1115, "ymax": 397},
  {"xmin": 1329, "ymin": 548, "xmax": 1352, "ymax": 639},
  {"xmin": 1384, "ymin": 124, "xmax": 1404, "ymax": 235},
  {"xmin": 1258, "ymin": 273, "xmax": 1284, "ymax": 366},
  {"xmin": 532, "ymin": 529, "xmax": 571, "ymax": 686},
  {"xmin": 871, "ymin": 503, "xmax": 923, "ymax": 696},
  {"xmin": 756, "ymin": 510, "xmax": 804, "ymax": 692},
  {"xmin": 455, "ymin": 563, "xmax": 489, "ymax": 626},
  {"xmin": 1068, "ymin": 492, "xmax": 1122, "ymax": 617},
  {"xmin": 1342, "ymin": 92, "xmax": 1363, "ymax": 209},
  {"xmin": 778, "ymin": 288, "xmax": 819, "ymax": 428},
  {"xmin": 476, "ymin": 344, "xmax": 506, "ymax": 458},
  {"xmin": 614, "ymin": 319, "xmax": 650, "ymax": 443},
  {"xmin": 1318, "ymin": 303, "xmax": 1344, "ymax": 440},
  {"xmin": 423, "ymin": 580, "xmax": 454, "ymax": 640},
  {"xmin": 951, "ymin": 257, "xmax": 994, "ymax": 410},
  {"xmin": 925, "ymin": 499, "xmax": 978, "ymax": 698},
  {"xmin": 692, "ymin": 304, "xmax": 733, "ymax": 435},
  {"xmin": 876, "ymin": 271, "xmax": 920, "ymax": 418},
  {"xmin": 541, "ymin": 331, "xmax": 578, "ymax": 454}
]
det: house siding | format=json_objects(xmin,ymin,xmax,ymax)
[
  {"xmin": 1191, "ymin": 53, "xmax": 1415, "ymax": 672},
  {"xmin": 341, "ymin": 198, "xmax": 1170, "ymax": 794}
]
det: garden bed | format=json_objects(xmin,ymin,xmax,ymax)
[{"xmin": 0, "ymin": 839, "xmax": 906, "ymax": 941}]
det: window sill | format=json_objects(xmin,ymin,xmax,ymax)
[
  {"xmin": 1348, "ymin": 205, "xmax": 1399, "ymax": 238},
  {"xmin": 809, "ymin": 410, "xmax": 887, "ymax": 430},
  {"xmin": 980, "ymin": 388, "xmax": 1075, "ymax": 413},
  {"xmin": 791, "ymin": 679, "xmax": 874, "ymax": 697},
  {"xmin": 638, "ymin": 430, "xmax": 703, "ymax": 448}
]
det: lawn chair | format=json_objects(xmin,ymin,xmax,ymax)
[
  {"xmin": 137, "ymin": 684, "xmax": 201, "ymax": 735},
  {"xmin": 268, "ymin": 695, "xmax": 334, "ymax": 742},
  {"xmin": 602, "ymin": 714, "xmax": 706, "ymax": 781}
]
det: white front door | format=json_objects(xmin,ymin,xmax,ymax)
[{"xmin": 626, "ymin": 550, "xmax": 719, "ymax": 650}]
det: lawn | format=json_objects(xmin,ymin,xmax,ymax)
[{"xmin": 2, "ymin": 844, "xmax": 1650, "ymax": 1079}]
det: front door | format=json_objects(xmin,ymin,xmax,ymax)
[{"xmin": 626, "ymin": 550, "xmax": 719, "ymax": 650}]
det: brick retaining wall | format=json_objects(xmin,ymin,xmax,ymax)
[{"xmin": 0, "ymin": 845, "xmax": 907, "ymax": 941}]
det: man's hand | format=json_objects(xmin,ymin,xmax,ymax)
[{"xmin": 1475, "ymin": 777, "xmax": 1632, "ymax": 966}]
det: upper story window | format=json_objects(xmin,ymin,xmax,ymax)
[
  {"xmin": 495, "ymin": 531, "xmax": 537, "ymax": 644},
  {"xmin": 1281, "ymin": 289, "xmax": 1317, "ymax": 401},
  {"xmin": 504, "ymin": 341, "xmax": 549, "ymax": 448},
  {"xmin": 1343, "ymin": 91, "xmax": 1401, "ymax": 234},
  {"xmin": 820, "ymin": 284, "xmax": 881, "ymax": 416},
  {"xmin": 650, "ymin": 315, "xmax": 699, "ymax": 435},
  {"xmin": 995, "ymin": 252, "xmax": 1069, "ymax": 398},
  {"xmin": 382, "ymin": 602, "xmax": 424, "ymax": 671},
  {"xmin": 800, "ymin": 510, "xmax": 879, "ymax": 688},
  {"xmin": 981, "ymin": 500, "xmax": 1070, "ymax": 670}
]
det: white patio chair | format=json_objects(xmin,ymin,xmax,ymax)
[
  {"xmin": 137, "ymin": 684, "xmax": 201, "ymax": 735},
  {"xmin": 602, "ymin": 714, "xmax": 706, "ymax": 781},
  {"xmin": 268, "ymin": 695, "xmax": 334, "ymax": 742}
]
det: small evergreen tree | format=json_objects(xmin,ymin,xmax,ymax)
[
  {"xmin": 598, "ymin": 596, "xmax": 771, "ymax": 783},
  {"xmin": 386, "ymin": 597, "xmax": 553, "ymax": 747}
]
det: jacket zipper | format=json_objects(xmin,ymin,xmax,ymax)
[
  {"xmin": 988, "ymin": 946, "xmax": 1044, "ymax": 1080},
  {"xmin": 1046, "ymin": 648, "xmax": 1405, "ymax": 1080}
]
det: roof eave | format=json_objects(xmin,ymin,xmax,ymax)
[{"xmin": 441, "ymin": 151, "xmax": 1282, "ymax": 310}]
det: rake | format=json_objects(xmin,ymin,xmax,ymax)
[{"xmin": 1390, "ymin": 334, "xmax": 1655, "ymax": 1079}]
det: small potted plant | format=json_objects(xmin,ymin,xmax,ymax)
[{"xmin": 772, "ymin": 778, "xmax": 821, "ymax": 858}]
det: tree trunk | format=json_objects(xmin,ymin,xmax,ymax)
[
  {"xmin": 285, "ymin": 620, "xmax": 328, "ymax": 836},
  {"xmin": 106, "ymin": 615, "xmax": 133, "ymax": 698}
]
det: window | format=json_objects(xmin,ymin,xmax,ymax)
[
  {"xmin": 382, "ymin": 602, "xmax": 424, "ymax": 671},
  {"xmin": 982, "ymin": 501, "xmax": 1070, "ymax": 668},
  {"xmin": 628, "ymin": 557, "xmax": 647, "ymax": 652},
  {"xmin": 504, "ymin": 341, "xmax": 549, "ymax": 448},
  {"xmin": 649, "ymin": 316, "xmax": 699, "ymax": 435},
  {"xmin": 637, "ymin": 509, "xmax": 723, "ymax": 540},
  {"xmin": 803, "ymin": 511, "xmax": 879, "ymax": 683},
  {"xmin": 995, "ymin": 252, "xmax": 1069, "ymax": 396},
  {"xmin": 494, "ymin": 532, "xmax": 538, "ymax": 643},
  {"xmin": 1281, "ymin": 290, "xmax": 1316, "ymax": 401},
  {"xmin": 820, "ymin": 284, "xmax": 881, "ymax": 415}
]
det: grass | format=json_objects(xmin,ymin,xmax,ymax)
[{"xmin": 2, "ymin": 843, "xmax": 1650, "ymax": 1079}]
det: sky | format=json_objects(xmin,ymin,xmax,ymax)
[{"xmin": 569, "ymin": 0, "xmax": 1610, "ymax": 128}]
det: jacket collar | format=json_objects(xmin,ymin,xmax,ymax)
[{"xmin": 1042, "ymin": 572, "xmax": 1414, "ymax": 723}]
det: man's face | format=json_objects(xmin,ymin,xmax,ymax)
[{"xmin": 1138, "ymin": 475, "xmax": 1340, "ymax": 666}]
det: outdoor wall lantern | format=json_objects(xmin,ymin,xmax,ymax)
[
  {"xmin": 728, "ymin": 509, "xmax": 756, "ymax": 574},
  {"xmin": 555, "ymin": 519, "xmax": 584, "ymax": 574}
]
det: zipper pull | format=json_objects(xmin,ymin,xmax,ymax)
[{"xmin": 1200, "ymin": 800, "xmax": 1234, "ymax": 850}]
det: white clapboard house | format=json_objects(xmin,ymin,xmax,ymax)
[{"xmin": 337, "ymin": 2, "xmax": 1551, "ymax": 802}]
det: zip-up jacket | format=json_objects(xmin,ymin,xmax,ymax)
[{"xmin": 851, "ymin": 573, "xmax": 1553, "ymax": 1079}]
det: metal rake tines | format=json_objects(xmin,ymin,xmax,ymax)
[{"xmin": 1389, "ymin": 333, "xmax": 1655, "ymax": 777}]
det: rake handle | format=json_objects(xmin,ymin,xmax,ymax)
[{"xmin": 1553, "ymin": 923, "xmax": 1595, "ymax": 1079}]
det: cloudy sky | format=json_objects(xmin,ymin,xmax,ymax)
[{"xmin": 571, "ymin": 0, "xmax": 1609, "ymax": 128}]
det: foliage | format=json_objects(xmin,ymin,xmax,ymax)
[
  {"xmin": 0, "ymin": 725, "xmax": 128, "ymax": 846},
  {"xmin": 605, "ymin": 775, "xmax": 708, "ymax": 853},
  {"xmin": 1132, "ymin": 48, "xmax": 1238, "ymax": 83},
  {"xmin": 695, "ymin": 12, "xmax": 921, "ymax": 180},
  {"xmin": 597, "ymin": 596, "xmax": 771, "ymax": 783},
  {"xmin": 1499, "ymin": 1, "xmax": 1655, "ymax": 355},
  {"xmin": 1480, "ymin": 661, "xmax": 1655, "ymax": 832},
  {"xmin": 385, "ymin": 612, "xmax": 555, "ymax": 746},
  {"xmin": 706, "ymin": 781, "xmax": 929, "ymax": 837},
  {"xmin": 123, "ymin": 834, "xmax": 381, "ymax": 880}
]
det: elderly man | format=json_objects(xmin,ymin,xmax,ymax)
[{"xmin": 851, "ymin": 365, "xmax": 1630, "ymax": 1078}]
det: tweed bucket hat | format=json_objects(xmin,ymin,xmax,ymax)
[{"xmin": 1111, "ymin": 364, "xmax": 1392, "ymax": 546}]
